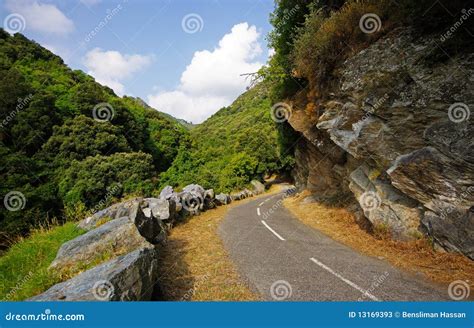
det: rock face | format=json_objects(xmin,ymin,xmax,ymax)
[
  {"xmin": 30, "ymin": 248, "xmax": 159, "ymax": 301},
  {"xmin": 289, "ymin": 28, "xmax": 474, "ymax": 259}
]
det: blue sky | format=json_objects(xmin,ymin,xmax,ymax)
[{"xmin": 1, "ymin": 0, "xmax": 275, "ymax": 122}]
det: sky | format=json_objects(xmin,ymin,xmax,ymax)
[{"xmin": 0, "ymin": 0, "xmax": 275, "ymax": 123}]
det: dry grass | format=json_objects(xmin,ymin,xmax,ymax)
[
  {"xmin": 156, "ymin": 192, "xmax": 280, "ymax": 301},
  {"xmin": 284, "ymin": 190, "xmax": 474, "ymax": 293}
]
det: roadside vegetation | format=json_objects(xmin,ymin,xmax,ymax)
[{"xmin": 0, "ymin": 222, "xmax": 85, "ymax": 301}]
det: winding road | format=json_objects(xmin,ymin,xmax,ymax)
[{"xmin": 218, "ymin": 186, "xmax": 448, "ymax": 301}]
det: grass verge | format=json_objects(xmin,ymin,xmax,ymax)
[
  {"xmin": 0, "ymin": 222, "xmax": 85, "ymax": 301},
  {"xmin": 283, "ymin": 191, "xmax": 474, "ymax": 292},
  {"xmin": 155, "ymin": 191, "xmax": 283, "ymax": 301}
]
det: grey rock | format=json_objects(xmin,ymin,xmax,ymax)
[
  {"xmin": 144, "ymin": 198, "xmax": 176, "ymax": 221},
  {"xmin": 78, "ymin": 198, "xmax": 141, "ymax": 231},
  {"xmin": 130, "ymin": 202, "xmax": 166, "ymax": 244},
  {"xmin": 250, "ymin": 180, "xmax": 265, "ymax": 195},
  {"xmin": 159, "ymin": 185, "xmax": 174, "ymax": 200},
  {"xmin": 204, "ymin": 189, "xmax": 216, "ymax": 209},
  {"xmin": 30, "ymin": 248, "xmax": 159, "ymax": 301},
  {"xmin": 215, "ymin": 193, "xmax": 231, "ymax": 205},
  {"xmin": 50, "ymin": 216, "xmax": 151, "ymax": 271}
]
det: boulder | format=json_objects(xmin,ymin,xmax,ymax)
[
  {"xmin": 204, "ymin": 189, "xmax": 216, "ymax": 209},
  {"xmin": 178, "ymin": 191, "xmax": 204, "ymax": 216},
  {"xmin": 77, "ymin": 198, "xmax": 141, "ymax": 231},
  {"xmin": 30, "ymin": 248, "xmax": 159, "ymax": 301},
  {"xmin": 215, "ymin": 193, "xmax": 231, "ymax": 206},
  {"xmin": 130, "ymin": 202, "xmax": 166, "ymax": 244},
  {"xmin": 250, "ymin": 180, "xmax": 265, "ymax": 195},
  {"xmin": 50, "ymin": 216, "xmax": 152, "ymax": 272},
  {"xmin": 183, "ymin": 184, "xmax": 205, "ymax": 197},
  {"xmin": 144, "ymin": 198, "xmax": 176, "ymax": 221},
  {"xmin": 159, "ymin": 185, "xmax": 174, "ymax": 200}
]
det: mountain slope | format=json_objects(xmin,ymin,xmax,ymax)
[
  {"xmin": 160, "ymin": 83, "xmax": 295, "ymax": 192},
  {"xmin": 0, "ymin": 29, "xmax": 188, "ymax": 244}
]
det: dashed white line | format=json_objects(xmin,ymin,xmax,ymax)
[
  {"xmin": 257, "ymin": 208, "xmax": 261, "ymax": 216},
  {"xmin": 261, "ymin": 220, "xmax": 285, "ymax": 241},
  {"xmin": 259, "ymin": 202, "xmax": 265, "ymax": 206},
  {"xmin": 309, "ymin": 257, "xmax": 381, "ymax": 301}
]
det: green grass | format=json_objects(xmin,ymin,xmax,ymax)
[{"xmin": 0, "ymin": 222, "xmax": 85, "ymax": 301}]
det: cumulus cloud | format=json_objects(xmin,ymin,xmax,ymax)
[
  {"xmin": 5, "ymin": 0, "xmax": 74, "ymax": 36},
  {"xmin": 83, "ymin": 48, "xmax": 153, "ymax": 95},
  {"xmin": 147, "ymin": 22, "xmax": 264, "ymax": 123}
]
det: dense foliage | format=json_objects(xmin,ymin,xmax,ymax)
[
  {"xmin": 159, "ymin": 83, "xmax": 295, "ymax": 192},
  {"xmin": 0, "ymin": 30, "xmax": 187, "ymax": 245}
]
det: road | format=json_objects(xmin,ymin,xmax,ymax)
[{"xmin": 218, "ymin": 186, "xmax": 448, "ymax": 301}]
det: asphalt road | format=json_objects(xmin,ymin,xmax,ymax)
[{"xmin": 218, "ymin": 186, "xmax": 449, "ymax": 301}]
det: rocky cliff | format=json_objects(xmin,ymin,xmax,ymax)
[{"xmin": 288, "ymin": 28, "xmax": 473, "ymax": 259}]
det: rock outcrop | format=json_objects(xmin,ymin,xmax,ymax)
[{"xmin": 288, "ymin": 28, "xmax": 473, "ymax": 259}]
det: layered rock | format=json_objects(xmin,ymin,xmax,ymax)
[
  {"xmin": 30, "ymin": 248, "xmax": 159, "ymax": 301},
  {"xmin": 288, "ymin": 28, "xmax": 473, "ymax": 258}
]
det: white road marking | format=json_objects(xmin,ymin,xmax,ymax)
[
  {"xmin": 310, "ymin": 257, "xmax": 380, "ymax": 301},
  {"xmin": 261, "ymin": 220, "xmax": 285, "ymax": 241},
  {"xmin": 259, "ymin": 202, "xmax": 265, "ymax": 206},
  {"xmin": 257, "ymin": 208, "xmax": 261, "ymax": 216}
]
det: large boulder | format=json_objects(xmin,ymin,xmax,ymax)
[
  {"xmin": 159, "ymin": 185, "xmax": 174, "ymax": 200},
  {"xmin": 77, "ymin": 198, "xmax": 141, "ymax": 231},
  {"xmin": 130, "ymin": 202, "xmax": 166, "ymax": 244},
  {"xmin": 50, "ymin": 216, "xmax": 151, "ymax": 272},
  {"xmin": 250, "ymin": 180, "xmax": 265, "ymax": 195},
  {"xmin": 215, "ymin": 193, "xmax": 231, "ymax": 206},
  {"xmin": 30, "ymin": 248, "xmax": 159, "ymax": 301},
  {"xmin": 183, "ymin": 184, "xmax": 205, "ymax": 197},
  {"xmin": 178, "ymin": 191, "xmax": 204, "ymax": 216},
  {"xmin": 144, "ymin": 198, "xmax": 176, "ymax": 221},
  {"xmin": 204, "ymin": 189, "xmax": 216, "ymax": 209}
]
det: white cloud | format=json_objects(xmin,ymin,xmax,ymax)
[
  {"xmin": 5, "ymin": 0, "xmax": 74, "ymax": 36},
  {"xmin": 147, "ymin": 22, "xmax": 264, "ymax": 123},
  {"xmin": 83, "ymin": 48, "xmax": 153, "ymax": 96}
]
